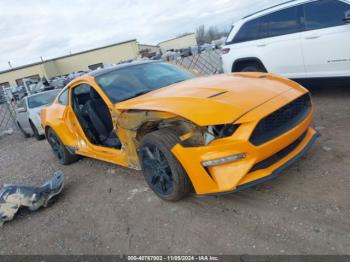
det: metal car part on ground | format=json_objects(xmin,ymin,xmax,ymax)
[{"xmin": 0, "ymin": 171, "xmax": 64, "ymax": 226}]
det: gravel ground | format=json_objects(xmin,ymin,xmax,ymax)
[{"xmin": 0, "ymin": 86, "xmax": 349, "ymax": 255}]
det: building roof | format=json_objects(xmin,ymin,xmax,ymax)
[
  {"xmin": 0, "ymin": 39, "xmax": 137, "ymax": 75},
  {"xmin": 139, "ymin": 44, "xmax": 160, "ymax": 48},
  {"xmin": 157, "ymin": 33, "xmax": 195, "ymax": 45}
]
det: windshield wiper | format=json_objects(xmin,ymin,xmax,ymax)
[
  {"xmin": 128, "ymin": 90, "xmax": 150, "ymax": 99},
  {"xmin": 171, "ymin": 79, "xmax": 186, "ymax": 84}
]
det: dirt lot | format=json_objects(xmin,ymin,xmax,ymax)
[{"xmin": 0, "ymin": 86, "xmax": 349, "ymax": 255}]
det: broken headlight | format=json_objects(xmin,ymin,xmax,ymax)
[{"xmin": 204, "ymin": 124, "xmax": 239, "ymax": 145}]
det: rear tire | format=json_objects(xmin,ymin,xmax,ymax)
[
  {"xmin": 235, "ymin": 61, "xmax": 267, "ymax": 73},
  {"xmin": 29, "ymin": 120, "xmax": 44, "ymax": 140},
  {"xmin": 241, "ymin": 66, "xmax": 261, "ymax": 72},
  {"xmin": 17, "ymin": 122, "xmax": 29, "ymax": 138},
  {"xmin": 47, "ymin": 128, "xmax": 80, "ymax": 165},
  {"xmin": 139, "ymin": 129, "xmax": 192, "ymax": 201}
]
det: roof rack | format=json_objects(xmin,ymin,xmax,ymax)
[{"xmin": 242, "ymin": 0, "xmax": 298, "ymax": 19}]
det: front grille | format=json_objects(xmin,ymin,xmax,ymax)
[
  {"xmin": 250, "ymin": 94, "xmax": 311, "ymax": 146},
  {"xmin": 250, "ymin": 131, "xmax": 307, "ymax": 173}
]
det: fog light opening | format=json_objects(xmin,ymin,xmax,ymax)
[{"xmin": 202, "ymin": 153, "xmax": 246, "ymax": 167}]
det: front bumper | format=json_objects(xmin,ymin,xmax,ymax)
[
  {"xmin": 171, "ymin": 91, "xmax": 317, "ymax": 195},
  {"xmin": 215, "ymin": 130, "xmax": 318, "ymax": 195}
]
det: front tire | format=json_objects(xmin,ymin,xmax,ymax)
[
  {"xmin": 29, "ymin": 120, "xmax": 44, "ymax": 140},
  {"xmin": 47, "ymin": 128, "xmax": 80, "ymax": 165},
  {"xmin": 139, "ymin": 129, "xmax": 192, "ymax": 201}
]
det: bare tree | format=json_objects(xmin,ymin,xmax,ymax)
[
  {"xmin": 195, "ymin": 24, "xmax": 229, "ymax": 44},
  {"xmin": 196, "ymin": 25, "xmax": 206, "ymax": 45}
]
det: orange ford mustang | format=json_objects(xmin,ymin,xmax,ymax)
[{"xmin": 41, "ymin": 61, "xmax": 318, "ymax": 201}]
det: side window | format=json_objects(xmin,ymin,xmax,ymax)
[
  {"xmin": 303, "ymin": 0, "xmax": 349, "ymax": 30},
  {"xmin": 58, "ymin": 88, "xmax": 69, "ymax": 105},
  {"xmin": 71, "ymin": 84, "xmax": 92, "ymax": 107},
  {"xmin": 233, "ymin": 5, "xmax": 303, "ymax": 43},
  {"xmin": 73, "ymin": 84, "xmax": 91, "ymax": 96},
  {"xmin": 258, "ymin": 15, "xmax": 270, "ymax": 39},
  {"xmin": 267, "ymin": 6, "xmax": 302, "ymax": 37},
  {"xmin": 233, "ymin": 18, "xmax": 260, "ymax": 43}
]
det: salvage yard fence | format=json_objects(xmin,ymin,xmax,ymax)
[
  {"xmin": 0, "ymin": 87, "xmax": 17, "ymax": 137},
  {"xmin": 169, "ymin": 49, "xmax": 223, "ymax": 75}
]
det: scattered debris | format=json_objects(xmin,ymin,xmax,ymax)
[
  {"xmin": 0, "ymin": 171, "xmax": 64, "ymax": 226},
  {"xmin": 0, "ymin": 128, "xmax": 13, "ymax": 138},
  {"xmin": 322, "ymin": 146, "xmax": 332, "ymax": 152},
  {"xmin": 127, "ymin": 187, "xmax": 149, "ymax": 200},
  {"xmin": 315, "ymin": 126, "xmax": 325, "ymax": 131}
]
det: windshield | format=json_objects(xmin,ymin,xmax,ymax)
[
  {"xmin": 27, "ymin": 90, "xmax": 60, "ymax": 108},
  {"xmin": 95, "ymin": 62, "xmax": 196, "ymax": 103}
]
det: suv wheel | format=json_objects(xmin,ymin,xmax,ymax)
[
  {"xmin": 235, "ymin": 61, "xmax": 267, "ymax": 73},
  {"xmin": 242, "ymin": 65, "xmax": 262, "ymax": 72}
]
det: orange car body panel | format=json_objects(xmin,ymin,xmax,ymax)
[
  {"xmin": 116, "ymin": 73, "xmax": 304, "ymax": 126},
  {"xmin": 171, "ymin": 87, "xmax": 315, "ymax": 194},
  {"xmin": 41, "ymin": 70, "xmax": 316, "ymax": 195}
]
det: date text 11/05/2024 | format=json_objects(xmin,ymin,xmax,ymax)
[{"xmin": 127, "ymin": 255, "xmax": 219, "ymax": 261}]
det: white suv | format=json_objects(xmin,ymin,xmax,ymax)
[{"xmin": 222, "ymin": 0, "xmax": 350, "ymax": 80}]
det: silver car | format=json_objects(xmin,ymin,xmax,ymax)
[{"xmin": 16, "ymin": 89, "xmax": 61, "ymax": 140}]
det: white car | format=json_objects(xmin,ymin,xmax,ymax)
[
  {"xmin": 222, "ymin": 0, "xmax": 350, "ymax": 81},
  {"xmin": 16, "ymin": 89, "xmax": 61, "ymax": 140}
]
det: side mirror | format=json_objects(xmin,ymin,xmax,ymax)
[
  {"xmin": 16, "ymin": 107, "xmax": 26, "ymax": 113},
  {"xmin": 344, "ymin": 10, "xmax": 350, "ymax": 23}
]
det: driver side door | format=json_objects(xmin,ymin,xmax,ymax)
[{"xmin": 66, "ymin": 82, "xmax": 128, "ymax": 167}]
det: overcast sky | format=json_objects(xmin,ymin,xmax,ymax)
[{"xmin": 0, "ymin": 0, "xmax": 283, "ymax": 71}]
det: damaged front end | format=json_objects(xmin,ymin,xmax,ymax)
[
  {"xmin": 115, "ymin": 109, "xmax": 241, "ymax": 163},
  {"xmin": 114, "ymin": 109, "xmax": 212, "ymax": 169},
  {"xmin": 0, "ymin": 171, "xmax": 64, "ymax": 226}
]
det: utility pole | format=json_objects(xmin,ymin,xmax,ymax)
[
  {"xmin": 22, "ymin": 79, "xmax": 31, "ymax": 96},
  {"xmin": 8, "ymin": 61, "xmax": 12, "ymax": 69}
]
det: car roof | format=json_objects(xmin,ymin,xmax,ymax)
[
  {"xmin": 88, "ymin": 60, "xmax": 158, "ymax": 78},
  {"xmin": 239, "ymin": 0, "xmax": 325, "ymax": 23},
  {"xmin": 26, "ymin": 89, "xmax": 61, "ymax": 98},
  {"xmin": 241, "ymin": 0, "xmax": 350, "ymax": 22},
  {"xmin": 242, "ymin": 0, "xmax": 300, "ymax": 20}
]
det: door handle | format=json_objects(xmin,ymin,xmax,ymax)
[
  {"xmin": 257, "ymin": 42, "xmax": 266, "ymax": 47},
  {"xmin": 305, "ymin": 34, "xmax": 320, "ymax": 40}
]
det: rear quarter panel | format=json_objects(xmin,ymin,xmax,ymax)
[{"xmin": 41, "ymin": 101, "xmax": 77, "ymax": 147}]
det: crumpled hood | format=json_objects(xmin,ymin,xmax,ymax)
[{"xmin": 115, "ymin": 73, "xmax": 296, "ymax": 126}]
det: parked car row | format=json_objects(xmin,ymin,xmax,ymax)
[
  {"xmin": 161, "ymin": 43, "xmax": 220, "ymax": 61},
  {"xmin": 49, "ymin": 70, "xmax": 89, "ymax": 89}
]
